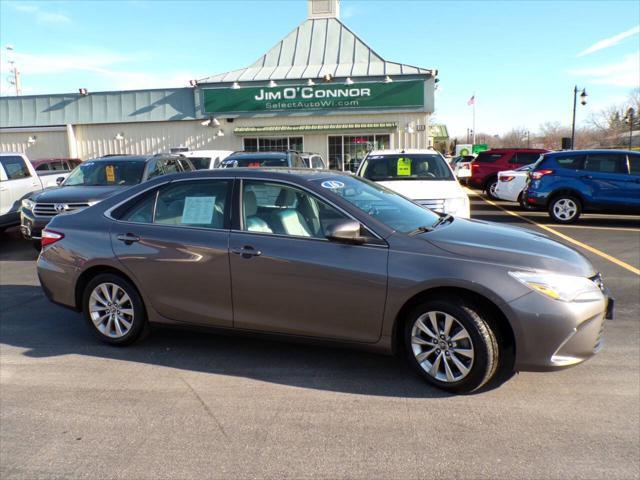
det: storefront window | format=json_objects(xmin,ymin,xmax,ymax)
[
  {"xmin": 243, "ymin": 137, "xmax": 304, "ymax": 152},
  {"xmin": 328, "ymin": 134, "xmax": 392, "ymax": 172}
]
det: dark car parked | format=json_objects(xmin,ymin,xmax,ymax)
[
  {"xmin": 20, "ymin": 154, "xmax": 195, "ymax": 246},
  {"xmin": 468, "ymin": 148, "xmax": 549, "ymax": 199},
  {"xmin": 524, "ymin": 149, "xmax": 640, "ymax": 223},
  {"xmin": 36, "ymin": 169, "xmax": 611, "ymax": 394},
  {"xmin": 221, "ymin": 151, "xmax": 306, "ymax": 168}
]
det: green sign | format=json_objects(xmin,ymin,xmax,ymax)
[
  {"xmin": 472, "ymin": 144, "xmax": 488, "ymax": 154},
  {"xmin": 203, "ymin": 80, "xmax": 424, "ymax": 114}
]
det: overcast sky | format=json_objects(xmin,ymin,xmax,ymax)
[{"xmin": 1, "ymin": 0, "xmax": 638, "ymax": 137}]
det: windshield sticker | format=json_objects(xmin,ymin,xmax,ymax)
[
  {"xmin": 182, "ymin": 196, "xmax": 216, "ymax": 225},
  {"xmin": 321, "ymin": 180, "xmax": 345, "ymax": 189},
  {"xmin": 105, "ymin": 165, "xmax": 116, "ymax": 183},
  {"xmin": 397, "ymin": 158, "xmax": 411, "ymax": 176}
]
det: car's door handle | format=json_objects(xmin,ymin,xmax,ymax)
[
  {"xmin": 231, "ymin": 245, "xmax": 262, "ymax": 258},
  {"xmin": 116, "ymin": 233, "xmax": 140, "ymax": 245}
]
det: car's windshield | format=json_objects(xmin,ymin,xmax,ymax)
[
  {"xmin": 360, "ymin": 154, "xmax": 454, "ymax": 181},
  {"xmin": 63, "ymin": 160, "xmax": 145, "ymax": 186},
  {"xmin": 222, "ymin": 156, "xmax": 288, "ymax": 168},
  {"xmin": 309, "ymin": 175, "xmax": 441, "ymax": 234}
]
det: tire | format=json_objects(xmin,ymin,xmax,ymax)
[
  {"xmin": 484, "ymin": 177, "xmax": 499, "ymax": 200},
  {"xmin": 518, "ymin": 193, "xmax": 533, "ymax": 210},
  {"xmin": 82, "ymin": 273, "xmax": 147, "ymax": 345},
  {"xmin": 404, "ymin": 297, "xmax": 499, "ymax": 394},
  {"xmin": 548, "ymin": 195, "xmax": 581, "ymax": 224}
]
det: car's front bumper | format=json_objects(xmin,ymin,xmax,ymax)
[
  {"xmin": 20, "ymin": 208, "xmax": 50, "ymax": 240},
  {"xmin": 508, "ymin": 290, "xmax": 611, "ymax": 372}
]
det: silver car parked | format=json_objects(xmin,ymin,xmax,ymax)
[{"xmin": 37, "ymin": 169, "xmax": 613, "ymax": 393}]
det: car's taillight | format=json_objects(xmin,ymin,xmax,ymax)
[
  {"xmin": 41, "ymin": 229, "xmax": 65, "ymax": 248},
  {"xmin": 530, "ymin": 169, "xmax": 554, "ymax": 180},
  {"xmin": 499, "ymin": 176, "xmax": 515, "ymax": 182}
]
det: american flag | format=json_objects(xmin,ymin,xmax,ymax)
[{"xmin": 467, "ymin": 95, "xmax": 475, "ymax": 106}]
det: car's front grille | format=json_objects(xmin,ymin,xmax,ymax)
[
  {"xmin": 417, "ymin": 199, "xmax": 445, "ymax": 213},
  {"xmin": 33, "ymin": 202, "xmax": 90, "ymax": 217}
]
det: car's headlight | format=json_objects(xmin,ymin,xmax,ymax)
[
  {"xmin": 21, "ymin": 198, "xmax": 35, "ymax": 211},
  {"xmin": 444, "ymin": 196, "xmax": 469, "ymax": 217},
  {"xmin": 509, "ymin": 271, "xmax": 603, "ymax": 302}
]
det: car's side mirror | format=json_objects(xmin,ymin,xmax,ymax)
[
  {"xmin": 325, "ymin": 219, "xmax": 366, "ymax": 244},
  {"xmin": 56, "ymin": 176, "xmax": 65, "ymax": 186}
]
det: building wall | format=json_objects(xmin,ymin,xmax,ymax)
[
  {"xmin": 0, "ymin": 127, "xmax": 69, "ymax": 158},
  {"xmin": 0, "ymin": 111, "xmax": 431, "ymax": 161}
]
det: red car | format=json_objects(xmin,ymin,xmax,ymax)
[{"xmin": 468, "ymin": 148, "xmax": 548, "ymax": 199}]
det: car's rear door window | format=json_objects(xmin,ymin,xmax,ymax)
[
  {"xmin": 474, "ymin": 152, "xmax": 503, "ymax": 163},
  {"xmin": 553, "ymin": 154, "xmax": 585, "ymax": 169},
  {"xmin": 629, "ymin": 154, "xmax": 640, "ymax": 176},
  {"xmin": 118, "ymin": 180, "xmax": 231, "ymax": 229},
  {"xmin": 584, "ymin": 153, "xmax": 628, "ymax": 174}
]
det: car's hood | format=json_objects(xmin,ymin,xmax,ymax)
[
  {"xmin": 31, "ymin": 185, "xmax": 126, "ymax": 203},
  {"xmin": 422, "ymin": 218, "xmax": 595, "ymax": 277},
  {"xmin": 377, "ymin": 180, "xmax": 465, "ymax": 200}
]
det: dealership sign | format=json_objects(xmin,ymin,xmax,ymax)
[{"xmin": 203, "ymin": 80, "xmax": 425, "ymax": 114}]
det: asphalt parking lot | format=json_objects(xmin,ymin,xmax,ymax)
[{"xmin": 1, "ymin": 193, "xmax": 639, "ymax": 480}]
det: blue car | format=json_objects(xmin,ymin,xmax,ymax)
[{"xmin": 524, "ymin": 150, "xmax": 640, "ymax": 223}]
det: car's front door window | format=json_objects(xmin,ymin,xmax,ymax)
[{"xmin": 241, "ymin": 180, "xmax": 349, "ymax": 239}]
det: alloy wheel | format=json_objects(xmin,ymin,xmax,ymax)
[
  {"xmin": 410, "ymin": 311, "xmax": 475, "ymax": 383},
  {"xmin": 89, "ymin": 282, "xmax": 135, "ymax": 338},
  {"xmin": 553, "ymin": 198, "xmax": 577, "ymax": 221}
]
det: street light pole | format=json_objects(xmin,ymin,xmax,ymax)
[
  {"xmin": 625, "ymin": 107, "xmax": 635, "ymax": 150},
  {"xmin": 571, "ymin": 86, "xmax": 587, "ymax": 149}
]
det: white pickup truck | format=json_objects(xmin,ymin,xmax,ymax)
[{"xmin": 0, "ymin": 153, "xmax": 70, "ymax": 232}]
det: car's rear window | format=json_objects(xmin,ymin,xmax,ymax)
[{"xmin": 360, "ymin": 154, "xmax": 454, "ymax": 181}]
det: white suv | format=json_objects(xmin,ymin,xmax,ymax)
[{"xmin": 356, "ymin": 149, "xmax": 470, "ymax": 218}]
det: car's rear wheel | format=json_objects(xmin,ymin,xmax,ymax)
[
  {"xmin": 82, "ymin": 273, "xmax": 146, "ymax": 345},
  {"xmin": 517, "ymin": 192, "xmax": 533, "ymax": 210},
  {"xmin": 404, "ymin": 298, "xmax": 499, "ymax": 394},
  {"xmin": 485, "ymin": 177, "xmax": 499, "ymax": 200},
  {"xmin": 548, "ymin": 195, "xmax": 581, "ymax": 223}
]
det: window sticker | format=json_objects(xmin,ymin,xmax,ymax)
[
  {"xmin": 105, "ymin": 165, "xmax": 116, "ymax": 182},
  {"xmin": 397, "ymin": 157, "xmax": 411, "ymax": 176},
  {"xmin": 182, "ymin": 196, "xmax": 216, "ymax": 224},
  {"xmin": 321, "ymin": 180, "xmax": 345, "ymax": 189}
]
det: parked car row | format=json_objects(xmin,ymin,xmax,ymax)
[{"xmin": 489, "ymin": 149, "xmax": 640, "ymax": 223}]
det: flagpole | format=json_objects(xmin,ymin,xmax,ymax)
[{"xmin": 472, "ymin": 93, "xmax": 476, "ymax": 145}]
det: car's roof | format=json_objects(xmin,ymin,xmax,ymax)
[
  {"xmin": 158, "ymin": 167, "xmax": 348, "ymax": 183},
  {"xmin": 482, "ymin": 148, "xmax": 548, "ymax": 152},
  {"xmin": 545, "ymin": 149, "xmax": 638, "ymax": 155},
  {"xmin": 368, "ymin": 149, "xmax": 439, "ymax": 156},
  {"xmin": 31, "ymin": 157, "xmax": 80, "ymax": 163},
  {"xmin": 88, "ymin": 155, "xmax": 152, "ymax": 162},
  {"xmin": 226, "ymin": 151, "xmax": 290, "ymax": 159}
]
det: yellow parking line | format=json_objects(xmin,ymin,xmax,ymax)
[
  {"xmin": 464, "ymin": 188, "xmax": 640, "ymax": 276},
  {"xmin": 541, "ymin": 224, "xmax": 640, "ymax": 233}
]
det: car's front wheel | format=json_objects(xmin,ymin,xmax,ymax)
[
  {"xmin": 404, "ymin": 298, "xmax": 499, "ymax": 394},
  {"xmin": 548, "ymin": 195, "xmax": 581, "ymax": 223},
  {"xmin": 82, "ymin": 273, "xmax": 147, "ymax": 345}
]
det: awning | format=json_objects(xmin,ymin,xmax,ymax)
[{"xmin": 234, "ymin": 122, "xmax": 398, "ymax": 136}]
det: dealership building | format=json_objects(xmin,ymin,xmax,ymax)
[{"xmin": 0, "ymin": 0, "xmax": 440, "ymax": 170}]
